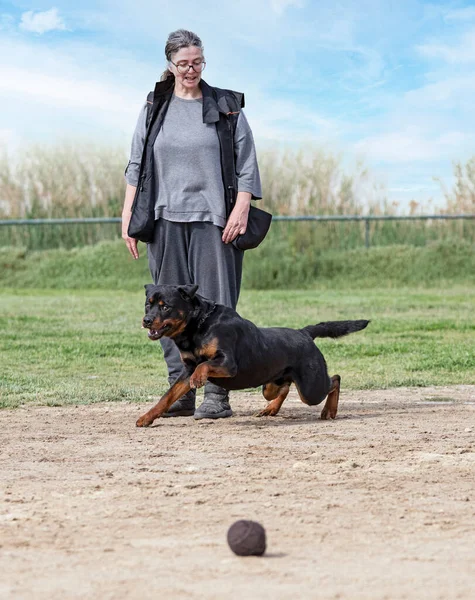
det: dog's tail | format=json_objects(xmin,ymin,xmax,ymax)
[{"xmin": 301, "ymin": 320, "xmax": 370, "ymax": 339}]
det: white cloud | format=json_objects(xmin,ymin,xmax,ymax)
[
  {"xmin": 402, "ymin": 74, "xmax": 475, "ymax": 111},
  {"xmin": 239, "ymin": 83, "xmax": 341, "ymax": 145},
  {"xmin": 444, "ymin": 6, "xmax": 475, "ymax": 22},
  {"xmin": 270, "ymin": 0, "xmax": 304, "ymax": 16},
  {"xmin": 417, "ymin": 28, "xmax": 475, "ymax": 63},
  {"xmin": 19, "ymin": 8, "xmax": 67, "ymax": 35},
  {"xmin": 0, "ymin": 13, "xmax": 15, "ymax": 30},
  {"xmin": 354, "ymin": 128, "xmax": 468, "ymax": 163},
  {"xmin": 0, "ymin": 65, "xmax": 137, "ymax": 118},
  {"xmin": 0, "ymin": 36, "xmax": 153, "ymax": 143}
]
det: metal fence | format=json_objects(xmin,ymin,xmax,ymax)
[{"xmin": 1, "ymin": 214, "xmax": 475, "ymax": 249}]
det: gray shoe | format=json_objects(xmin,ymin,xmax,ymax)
[
  {"xmin": 194, "ymin": 383, "xmax": 232, "ymax": 420},
  {"xmin": 162, "ymin": 390, "xmax": 196, "ymax": 417}
]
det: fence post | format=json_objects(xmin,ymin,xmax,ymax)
[{"xmin": 365, "ymin": 219, "xmax": 370, "ymax": 248}]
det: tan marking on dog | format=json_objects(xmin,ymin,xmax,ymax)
[
  {"xmin": 198, "ymin": 338, "xmax": 219, "ymax": 359},
  {"xmin": 263, "ymin": 382, "xmax": 281, "ymax": 401},
  {"xmin": 167, "ymin": 318, "xmax": 187, "ymax": 338},
  {"xmin": 180, "ymin": 351, "xmax": 195, "ymax": 362},
  {"xmin": 321, "ymin": 374, "xmax": 341, "ymax": 420}
]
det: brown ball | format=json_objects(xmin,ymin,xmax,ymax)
[{"xmin": 227, "ymin": 520, "xmax": 266, "ymax": 556}]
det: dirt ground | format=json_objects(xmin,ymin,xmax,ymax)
[{"xmin": 1, "ymin": 386, "xmax": 474, "ymax": 600}]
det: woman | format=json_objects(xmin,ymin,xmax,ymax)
[{"xmin": 122, "ymin": 29, "xmax": 262, "ymax": 419}]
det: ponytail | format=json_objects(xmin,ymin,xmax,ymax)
[{"xmin": 160, "ymin": 69, "xmax": 174, "ymax": 82}]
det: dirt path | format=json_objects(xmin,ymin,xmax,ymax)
[{"xmin": 1, "ymin": 386, "xmax": 474, "ymax": 600}]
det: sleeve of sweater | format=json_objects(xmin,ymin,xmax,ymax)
[
  {"xmin": 124, "ymin": 102, "xmax": 148, "ymax": 187},
  {"xmin": 234, "ymin": 111, "xmax": 262, "ymax": 200}
]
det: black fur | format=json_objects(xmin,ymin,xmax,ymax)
[
  {"xmin": 141, "ymin": 284, "xmax": 370, "ymax": 408},
  {"xmin": 301, "ymin": 320, "xmax": 369, "ymax": 339}
]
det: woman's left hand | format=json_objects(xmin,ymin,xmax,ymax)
[{"xmin": 222, "ymin": 192, "xmax": 251, "ymax": 244}]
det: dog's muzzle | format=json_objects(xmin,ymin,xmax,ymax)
[{"xmin": 142, "ymin": 317, "xmax": 171, "ymax": 340}]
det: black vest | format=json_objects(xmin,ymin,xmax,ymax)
[{"xmin": 127, "ymin": 77, "xmax": 245, "ymax": 243}]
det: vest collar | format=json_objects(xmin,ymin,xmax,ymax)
[{"xmin": 152, "ymin": 77, "xmax": 228, "ymax": 124}]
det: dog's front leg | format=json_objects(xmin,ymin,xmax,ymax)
[
  {"xmin": 136, "ymin": 377, "xmax": 192, "ymax": 427},
  {"xmin": 189, "ymin": 358, "xmax": 236, "ymax": 389}
]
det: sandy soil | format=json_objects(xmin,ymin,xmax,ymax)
[{"xmin": 1, "ymin": 386, "xmax": 474, "ymax": 600}]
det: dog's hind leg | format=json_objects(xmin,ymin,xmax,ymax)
[
  {"xmin": 256, "ymin": 382, "xmax": 290, "ymax": 417},
  {"xmin": 320, "ymin": 374, "xmax": 341, "ymax": 420},
  {"xmin": 293, "ymin": 366, "xmax": 331, "ymax": 408}
]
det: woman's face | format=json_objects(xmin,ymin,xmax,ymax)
[{"xmin": 169, "ymin": 46, "xmax": 205, "ymax": 91}]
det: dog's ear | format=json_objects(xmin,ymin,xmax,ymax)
[
  {"xmin": 144, "ymin": 284, "xmax": 155, "ymax": 296},
  {"xmin": 178, "ymin": 284, "xmax": 199, "ymax": 301}
]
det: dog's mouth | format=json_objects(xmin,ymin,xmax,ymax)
[{"xmin": 147, "ymin": 323, "xmax": 171, "ymax": 340}]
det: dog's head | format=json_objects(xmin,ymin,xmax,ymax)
[{"xmin": 142, "ymin": 284, "xmax": 199, "ymax": 340}]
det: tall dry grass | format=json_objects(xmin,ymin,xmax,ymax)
[
  {"xmin": 0, "ymin": 142, "xmax": 474, "ymax": 250},
  {"xmin": 0, "ymin": 143, "xmax": 126, "ymax": 219},
  {"xmin": 258, "ymin": 147, "xmax": 372, "ymax": 216},
  {"xmin": 1, "ymin": 143, "xmax": 379, "ymax": 219},
  {"xmin": 438, "ymin": 157, "xmax": 475, "ymax": 214}
]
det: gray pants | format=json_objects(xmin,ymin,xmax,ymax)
[{"xmin": 147, "ymin": 219, "xmax": 243, "ymax": 396}]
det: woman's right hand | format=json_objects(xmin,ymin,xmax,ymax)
[
  {"xmin": 122, "ymin": 216, "xmax": 139, "ymax": 260},
  {"xmin": 122, "ymin": 184, "xmax": 139, "ymax": 259}
]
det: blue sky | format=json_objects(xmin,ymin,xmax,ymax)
[{"xmin": 1, "ymin": 0, "xmax": 475, "ymax": 209}]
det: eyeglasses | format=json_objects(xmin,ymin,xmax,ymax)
[{"xmin": 170, "ymin": 59, "xmax": 206, "ymax": 75}]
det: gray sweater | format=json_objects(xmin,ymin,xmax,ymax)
[{"xmin": 125, "ymin": 94, "xmax": 262, "ymax": 228}]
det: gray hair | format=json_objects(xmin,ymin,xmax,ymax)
[{"xmin": 160, "ymin": 29, "xmax": 204, "ymax": 81}]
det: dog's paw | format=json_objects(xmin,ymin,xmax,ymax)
[
  {"xmin": 189, "ymin": 373, "xmax": 207, "ymax": 389},
  {"xmin": 255, "ymin": 407, "xmax": 278, "ymax": 417},
  {"xmin": 136, "ymin": 414, "xmax": 153, "ymax": 427},
  {"xmin": 320, "ymin": 407, "xmax": 337, "ymax": 420}
]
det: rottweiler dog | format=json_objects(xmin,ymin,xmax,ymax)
[{"xmin": 136, "ymin": 284, "xmax": 369, "ymax": 427}]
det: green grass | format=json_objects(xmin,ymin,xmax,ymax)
[
  {"xmin": 2, "ymin": 237, "xmax": 475, "ymax": 291},
  {"xmin": 1, "ymin": 287, "xmax": 474, "ymax": 409}
]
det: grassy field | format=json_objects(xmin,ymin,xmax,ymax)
[
  {"xmin": 1, "ymin": 286, "xmax": 474, "ymax": 409},
  {"xmin": 2, "ymin": 237, "xmax": 475, "ymax": 291}
]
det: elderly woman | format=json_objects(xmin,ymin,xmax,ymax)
[{"xmin": 121, "ymin": 29, "xmax": 262, "ymax": 419}]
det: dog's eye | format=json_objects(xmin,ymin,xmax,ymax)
[{"xmin": 161, "ymin": 304, "xmax": 170, "ymax": 312}]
